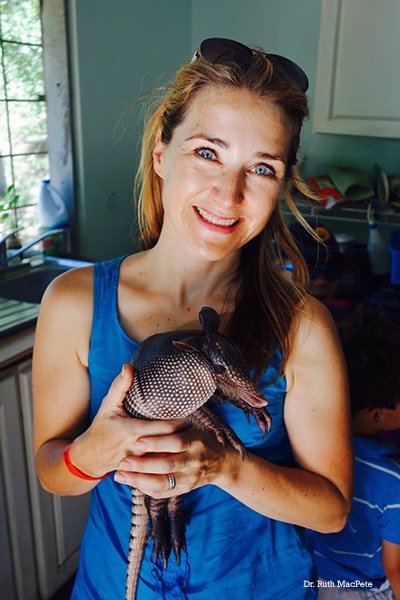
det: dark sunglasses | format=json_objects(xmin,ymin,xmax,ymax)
[
  {"xmin": 191, "ymin": 37, "xmax": 309, "ymax": 93},
  {"xmin": 284, "ymin": 261, "xmax": 344, "ymax": 281}
]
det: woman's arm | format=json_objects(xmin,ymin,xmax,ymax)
[
  {"xmin": 33, "ymin": 267, "xmax": 184, "ymax": 496},
  {"xmin": 217, "ymin": 297, "xmax": 353, "ymax": 531},
  {"xmin": 382, "ymin": 539, "xmax": 400, "ymax": 599},
  {"xmin": 115, "ymin": 295, "xmax": 353, "ymax": 533}
]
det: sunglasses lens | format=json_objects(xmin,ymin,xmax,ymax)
[
  {"xmin": 267, "ymin": 54, "xmax": 309, "ymax": 92},
  {"xmin": 200, "ymin": 38, "xmax": 253, "ymax": 69}
]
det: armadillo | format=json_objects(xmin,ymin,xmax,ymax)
[{"xmin": 122, "ymin": 306, "xmax": 271, "ymax": 600}]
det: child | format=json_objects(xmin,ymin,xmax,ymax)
[{"xmin": 308, "ymin": 305, "xmax": 400, "ymax": 599}]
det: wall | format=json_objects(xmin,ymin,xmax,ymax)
[
  {"xmin": 191, "ymin": 0, "xmax": 400, "ymax": 179},
  {"xmin": 67, "ymin": 0, "xmax": 191, "ymax": 259}
]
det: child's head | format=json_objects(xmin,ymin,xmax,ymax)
[{"xmin": 338, "ymin": 305, "xmax": 400, "ymax": 424}]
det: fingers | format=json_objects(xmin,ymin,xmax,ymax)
[
  {"xmin": 114, "ymin": 427, "xmax": 227, "ymax": 497},
  {"xmin": 102, "ymin": 364, "xmax": 134, "ymax": 416},
  {"xmin": 133, "ymin": 429, "xmax": 190, "ymax": 455},
  {"xmin": 115, "ymin": 470, "xmax": 181, "ymax": 497},
  {"xmin": 118, "ymin": 452, "xmax": 181, "ymax": 476}
]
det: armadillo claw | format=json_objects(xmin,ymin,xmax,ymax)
[
  {"xmin": 167, "ymin": 496, "xmax": 187, "ymax": 567},
  {"xmin": 189, "ymin": 405, "xmax": 247, "ymax": 461},
  {"xmin": 144, "ymin": 496, "xmax": 171, "ymax": 569},
  {"xmin": 243, "ymin": 406, "xmax": 271, "ymax": 439},
  {"xmin": 223, "ymin": 396, "xmax": 272, "ymax": 439}
]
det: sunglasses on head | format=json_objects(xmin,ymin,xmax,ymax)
[
  {"xmin": 284, "ymin": 261, "xmax": 344, "ymax": 281},
  {"xmin": 191, "ymin": 37, "xmax": 309, "ymax": 93}
]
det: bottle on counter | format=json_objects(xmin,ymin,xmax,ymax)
[
  {"xmin": 367, "ymin": 205, "xmax": 390, "ymax": 276},
  {"xmin": 38, "ymin": 180, "xmax": 69, "ymax": 256}
]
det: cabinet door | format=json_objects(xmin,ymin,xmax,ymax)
[
  {"xmin": 18, "ymin": 361, "xmax": 91, "ymax": 600},
  {"xmin": 0, "ymin": 368, "xmax": 38, "ymax": 600},
  {"xmin": 313, "ymin": 0, "xmax": 400, "ymax": 138}
]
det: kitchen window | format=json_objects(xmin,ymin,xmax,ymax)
[{"xmin": 0, "ymin": 0, "xmax": 73, "ymax": 245}]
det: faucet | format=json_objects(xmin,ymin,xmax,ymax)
[{"xmin": 0, "ymin": 227, "xmax": 67, "ymax": 267}]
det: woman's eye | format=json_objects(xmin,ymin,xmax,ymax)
[
  {"xmin": 250, "ymin": 164, "xmax": 274, "ymax": 177},
  {"xmin": 196, "ymin": 148, "xmax": 217, "ymax": 161}
]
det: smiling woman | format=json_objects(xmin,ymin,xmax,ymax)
[
  {"xmin": 32, "ymin": 38, "xmax": 353, "ymax": 600},
  {"xmin": 152, "ymin": 88, "xmax": 288, "ymax": 264}
]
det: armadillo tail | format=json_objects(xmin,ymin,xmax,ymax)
[{"xmin": 125, "ymin": 487, "xmax": 149, "ymax": 600}]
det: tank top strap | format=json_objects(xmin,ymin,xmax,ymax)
[{"xmin": 89, "ymin": 256, "xmax": 135, "ymax": 372}]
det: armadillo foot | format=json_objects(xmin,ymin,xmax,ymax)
[
  {"xmin": 189, "ymin": 404, "xmax": 246, "ymax": 460},
  {"xmin": 144, "ymin": 496, "xmax": 171, "ymax": 569},
  {"xmin": 218, "ymin": 395, "xmax": 272, "ymax": 438},
  {"xmin": 145, "ymin": 495, "xmax": 187, "ymax": 569},
  {"xmin": 167, "ymin": 495, "xmax": 186, "ymax": 566}
]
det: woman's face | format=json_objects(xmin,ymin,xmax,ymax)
[{"xmin": 153, "ymin": 86, "xmax": 291, "ymax": 262}]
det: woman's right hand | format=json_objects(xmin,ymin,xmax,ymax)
[{"xmin": 68, "ymin": 364, "xmax": 187, "ymax": 480}]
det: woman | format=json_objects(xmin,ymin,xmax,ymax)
[{"xmin": 33, "ymin": 39, "xmax": 353, "ymax": 599}]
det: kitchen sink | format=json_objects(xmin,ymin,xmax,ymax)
[
  {"xmin": 0, "ymin": 257, "xmax": 93, "ymax": 338},
  {"xmin": 0, "ymin": 266, "xmax": 69, "ymax": 304},
  {"xmin": 0, "ymin": 257, "xmax": 93, "ymax": 305}
]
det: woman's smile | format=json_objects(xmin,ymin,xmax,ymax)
[
  {"xmin": 195, "ymin": 206, "xmax": 241, "ymax": 231},
  {"xmin": 152, "ymin": 86, "xmax": 290, "ymax": 261}
]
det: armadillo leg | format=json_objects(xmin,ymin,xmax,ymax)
[
  {"xmin": 189, "ymin": 404, "xmax": 246, "ymax": 460},
  {"xmin": 219, "ymin": 394, "xmax": 272, "ymax": 438},
  {"xmin": 145, "ymin": 496, "xmax": 171, "ymax": 569},
  {"xmin": 167, "ymin": 495, "xmax": 186, "ymax": 566},
  {"xmin": 126, "ymin": 487, "xmax": 149, "ymax": 600}
]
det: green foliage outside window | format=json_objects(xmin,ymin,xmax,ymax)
[{"xmin": 0, "ymin": 0, "xmax": 49, "ymax": 238}]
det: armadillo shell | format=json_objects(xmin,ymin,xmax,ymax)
[{"xmin": 124, "ymin": 330, "xmax": 217, "ymax": 420}]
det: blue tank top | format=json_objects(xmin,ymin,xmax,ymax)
[{"xmin": 71, "ymin": 257, "xmax": 317, "ymax": 600}]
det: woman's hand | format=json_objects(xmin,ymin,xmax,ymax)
[
  {"xmin": 113, "ymin": 414, "xmax": 228, "ymax": 498},
  {"xmin": 69, "ymin": 364, "xmax": 188, "ymax": 480}
]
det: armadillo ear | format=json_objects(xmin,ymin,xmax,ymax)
[
  {"xmin": 199, "ymin": 307, "xmax": 221, "ymax": 335},
  {"xmin": 173, "ymin": 336, "xmax": 203, "ymax": 353}
]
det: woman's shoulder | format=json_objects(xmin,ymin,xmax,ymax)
[
  {"xmin": 36, "ymin": 266, "xmax": 95, "ymax": 366},
  {"xmin": 290, "ymin": 293, "xmax": 338, "ymax": 348},
  {"xmin": 285, "ymin": 293, "xmax": 344, "ymax": 385},
  {"xmin": 43, "ymin": 264, "xmax": 95, "ymax": 308}
]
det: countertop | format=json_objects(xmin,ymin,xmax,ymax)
[
  {"xmin": 0, "ymin": 297, "xmax": 40, "ymax": 340},
  {"xmin": 0, "ymin": 323, "xmax": 35, "ymax": 369}
]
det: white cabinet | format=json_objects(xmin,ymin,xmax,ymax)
[
  {"xmin": 0, "ymin": 358, "xmax": 90, "ymax": 600},
  {"xmin": 0, "ymin": 367, "xmax": 37, "ymax": 600},
  {"xmin": 313, "ymin": 0, "xmax": 400, "ymax": 138},
  {"xmin": 19, "ymin": 361, "xmax": 91, "ymax": 599}
]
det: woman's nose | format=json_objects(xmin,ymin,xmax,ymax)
[{"xmin": 211, "ymin": 169, "xmax": 245, "ymax": 208}]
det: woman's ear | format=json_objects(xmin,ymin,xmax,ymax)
[{"xmin": 153, "ymin": 130, "xmax": 165, "ymax": 179}]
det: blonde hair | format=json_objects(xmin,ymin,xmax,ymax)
[{"xmin": 135, "ymin": 52, "xmax": 316, "ymax": 381}]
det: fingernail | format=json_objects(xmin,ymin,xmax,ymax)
[
  {"xmin": 135, "ymin": 440, "xmax": 147, "ymax": 451},
  {"xmin": 114, "ymin": 472, "xmax": 126, "ymax": 483},
  {"xmin": 120, "ymin": 365, "xmax": 125, "ymax": 378},
  {"xmin": 118, "ymin": 460, "xmax": 131, "ymax": 470}
]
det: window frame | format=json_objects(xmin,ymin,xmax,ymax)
[{"xmin": 0, "ymin": 0, "xmax": 74, "ymax": 246}]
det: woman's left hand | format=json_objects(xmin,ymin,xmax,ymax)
[{"xmin": 114, "ymin": 422, "xmax": 227, "ymax": 497}]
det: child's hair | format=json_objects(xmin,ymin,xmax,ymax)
[{"xmin": 338, "ymin": 304, "xmax": 400, "ymax": 415}]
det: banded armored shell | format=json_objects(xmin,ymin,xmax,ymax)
[{"xmin": 124, "ymin": 329, "xmax": 217, "ymax": 420}]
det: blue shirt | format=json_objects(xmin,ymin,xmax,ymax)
[
  {"xmin": 71, "ymin": 257, "xmax": 317, "ymax": 599},
  {"xmin": 308, "ymin": 436, "xmax": 400, "ymax": 589}
]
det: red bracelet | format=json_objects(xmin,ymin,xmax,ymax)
[{"xmin": 62, "ymin": 443, "xmax": 111, "ymax": 481}]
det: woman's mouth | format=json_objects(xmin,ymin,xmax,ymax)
[{"xmin": 195, "ymin": 207, "xmax": 240, "ymax": 228}]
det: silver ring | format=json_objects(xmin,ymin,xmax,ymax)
[{"xmin": 167, "ymin": 473, "xmax": 176, "ymax": 491}]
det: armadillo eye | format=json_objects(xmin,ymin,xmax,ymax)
[{"xmin": 215, "ymin": 365, "xmax": 225, "ymax": 374}]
